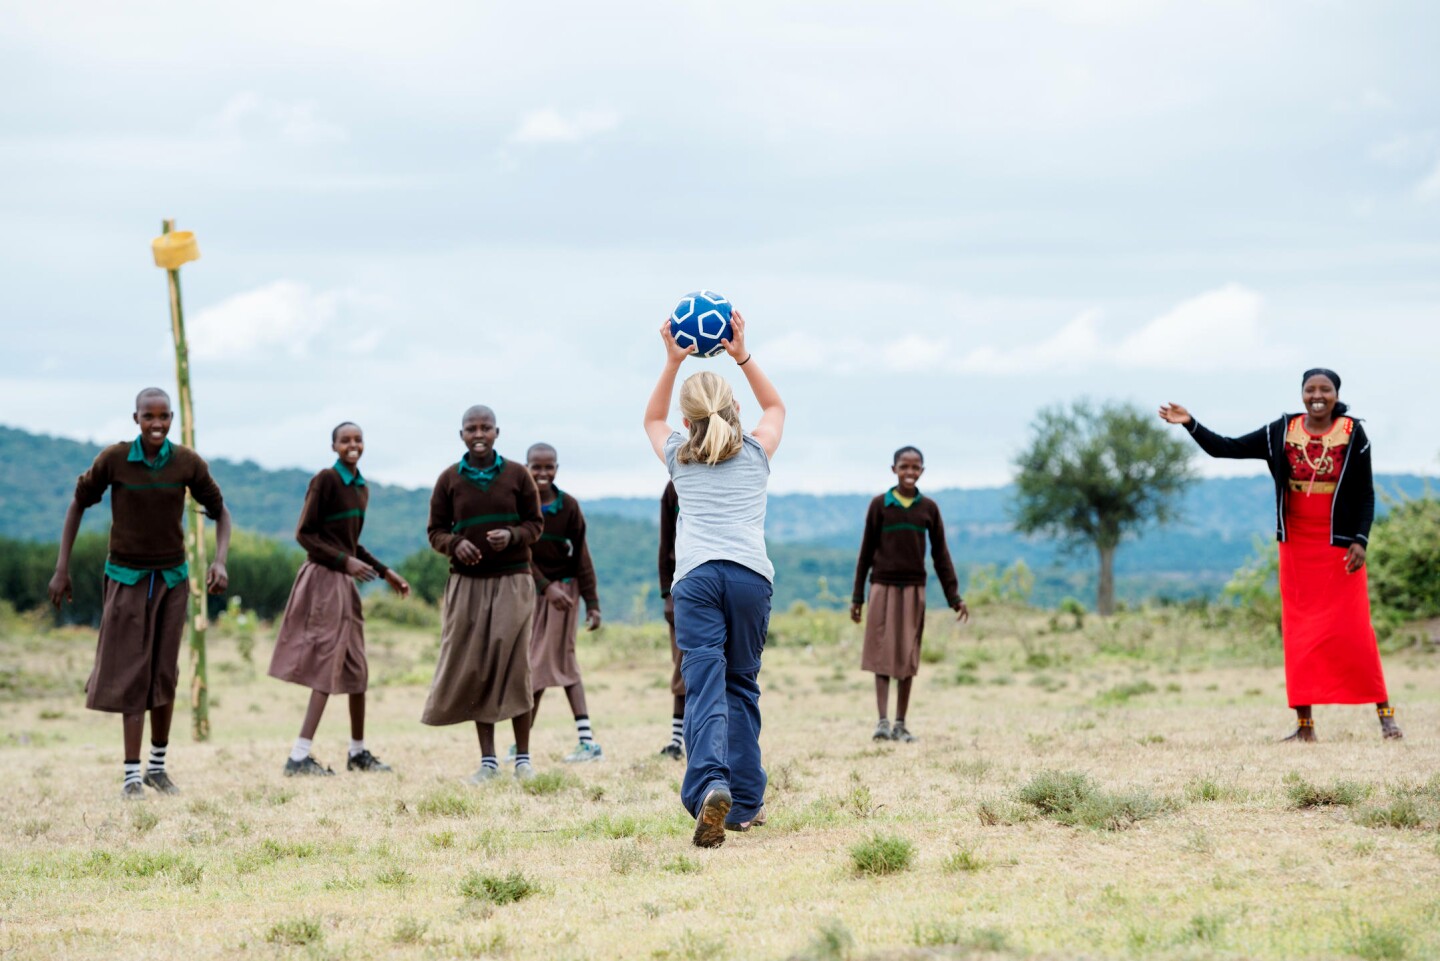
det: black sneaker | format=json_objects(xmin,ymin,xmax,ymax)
[
  {"xmin": 346, "ymin": 750, "xmax": 392, "ymax": 773},
  {"xmin": 121, "ymin": 781, "xmax": 146, "ymax": 800},
  {"xmin": 142, "ymin": 770, "xmax": 181, "ymax": 794},
  {"xmin": 283, "ymin": 756, "xmax": 335, "ymax": 777},
  {"xmin": 660, "ymin": 743, "xmax": 684, "ymax": 761}
]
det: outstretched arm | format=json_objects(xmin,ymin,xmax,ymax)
[
  {"xmin": 644, "ymin": 321, "xmax": 695, "ymax": 462},
  {"xmin": 721, "ymin": 311, "xmax": 785, "ymax": 458},
  {"xmin": 1158, "ymin": 402, "xmax": 1269, "ymax": 460}
]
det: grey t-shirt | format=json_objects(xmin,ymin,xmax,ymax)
[{"xmin": 664, "ymin": 431, "xmax": 773, "ymax": 584}]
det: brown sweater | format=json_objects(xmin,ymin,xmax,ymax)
[
  {"xmin": 658, "ymin": 481, "xmax": 678, "ymax": 596},
  {"xmin": 428, "ymin": 456, "xmax": 543, "ymax": 578},
  {"xmin": 74, "ymin": 440, "xmax": 225, "ymax": 569},
  {"xmin": 852, "ymin": 490, "xmax": 961, "ymax": 606},
  {"xmin": 295, "ymin": 467, "xmax": 388, "ymax": 575},
  {"xmin": 530, "ymin": 489, "xmax": 599, "ymax": 610}
]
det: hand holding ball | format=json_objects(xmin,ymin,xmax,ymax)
[{"xmin": 668, "ymin": 290, "xmax": 733, "ymax": 359}]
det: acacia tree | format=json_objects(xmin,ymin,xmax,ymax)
[{"xmin": 1013, "ymin": 400, "xmax": 1194, "ymax": 615}]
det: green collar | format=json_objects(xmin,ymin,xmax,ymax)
[
  {"xmin": 458, "ymin": 452, "xmax": 506, "ymax": 490},
  {"xmin": 540, "ymin": 488, "xmax": 565, "ymax": 515},
  {"xmin": 334, "ymin": 460, "xmax": 366, "ymax": 486},
  {"xmin": 128, "ymin": 436, "xmax": 173, "ymax": 471},
  {"xmin": 884, "ymin": 487, "xmax": 923, "ymax": 509}
]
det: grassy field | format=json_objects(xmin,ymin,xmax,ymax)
[{"xmin": 2, "ymin": 601, "xmax": 1438, "ymax": 961}]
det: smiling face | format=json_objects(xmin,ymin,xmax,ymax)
[
  {"xmin": 892, "ymin": 450, "xmax": 925, "ymax": 493},
  {"xmin": 332, "ymin": 424, "xmax": 364, "ymax": 467},
  {"xmin": 527, "ymin": 446, "xmax": 558, "ymax": 493},
  {"xmin": 1302, "ymin": 374, "xmax": 1338, "ymax": 421},
  {"xmin": 460, "ymin": 409, "xmax": 499, "ymax": 459},
  {"xmin": 133, "ymin": 394, "xmax": 173, "ymax": 451}
]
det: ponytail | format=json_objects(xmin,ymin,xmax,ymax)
[
  {"xmin": 676, "ymin": 371, "xmax": 744, "ymax": 465},
  {"xmin": 1334, "ymin": 401, "xmax": 1350, "ymax": 417}
]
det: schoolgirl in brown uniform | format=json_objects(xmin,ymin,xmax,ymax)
[
  {"xmin": 423, "ymin": 405, "xmax": 544, "ymax": 782},
  {"xmin": 657, "ymin": 480, "xmax": 685, "ymax": 759},
  {"xmin": 524, "ymin": 444, "xmax": 604, "ymax": 762},
  {"xmin": 850, "ymin": 446, "xmax": 968, "ymax": 742},
  {"xmin": 47, "ymin": 388, "xmax": 232, "ymax": 799},
  {"xmin": 268, "ymin": 422, "xmax": 410, "ymax": 776}
]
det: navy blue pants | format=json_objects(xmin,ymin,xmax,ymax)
[{"xmin": 672, "ymin": 560, "xmax": 772, "ymax": 823}]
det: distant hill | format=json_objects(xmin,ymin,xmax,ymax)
[{"xmin": 3, "ymin": 425, "xmax": 1433, "ymax": 614}]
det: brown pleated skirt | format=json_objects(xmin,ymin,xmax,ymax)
[
  {"xmin": 421, "ymin": 573, "xmax": 534, "ymax": 726},
  {"xmin": 530, "ymin": 580, "xmax": 582, "ymax": 690},
  {"xmin": 861, "ymin": 583, "xmax": 927, "ymax": 679},
  {"xmin": 87, "ymin": 575, "xmax": 189, "ymax": 714},
  {"xmin": 268, "ymin": 561, "xmax": 368, "ymax": 695},
  {"xmin": 668, "ymin": 620, "xmax": 686, "ymax": 696}
]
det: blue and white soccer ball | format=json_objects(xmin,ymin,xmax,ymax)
[{"xmin": 669, "ymin": 290, "xmax": 733, "ymax": 359}]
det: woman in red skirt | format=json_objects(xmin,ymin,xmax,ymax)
[{"xmin": 1159, "ymin": 369, "xmax": 1402, "ymax": 742}]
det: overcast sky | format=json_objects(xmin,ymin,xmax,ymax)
[{"xmin": 3, "ymin": 1, "xmax": 1437, "ymax": 496}]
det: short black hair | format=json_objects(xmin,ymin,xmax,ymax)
[
  {"xmin": 462, "ymin": 404, "xmax": 496, "ymax": 425},
  {"xmin": 893, "ymin": 445, "xmax": 924, "ymax": 465},
  {"xmin": 134, "ymin": 387, "xmax": 171, "ymax": 411},
  {"xmin": 527, "ymin": 442, "xmax": 557, "ymax": 461},
  {"xmin": 332, "ymin": 421, "xmax": 361, "ymax": 442}
]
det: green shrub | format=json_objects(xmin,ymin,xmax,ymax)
[
  {"xmin": 1016, "ymin": 770, "xmax": 1094, "ymax": 815},
  {"xmin": 265, "ymin": 918, "xmax": 323, "ymax": 946},
  {"xmin": 1356, "ymin": 798, "xmax": 1425, "ymax": 830},
  {"xmin": 1349, "ymin": 920, "xmax": 1412, "ymax": 960},
  {"xmin": 416, "ymin": 788, "xmax": 479, "ymax": 818},
  {"xmin": 1016, "ymin": 769, "xmax": 1163, "ymax": 831},
  {"xmin": 849, "ymin": 833, "xmax": 914, "ymax": 876},
  {"xmin": 459, "ymin": 869, "xmax": 537, "ymax": 904},
  {"xmin": 1095, "ymin": 679, "xmax": 1157, "ymax": 705},
  {"xmin": 520, "ymin": 770, "xmax": 578, "ymax": 796},
  {"xmin": 1368, "ymin": 494, "xmax": 1440, "ymax": 620},
  {"xmin": 1284, "ymin": 773, "xmax": 1370, "ymax": 808}
]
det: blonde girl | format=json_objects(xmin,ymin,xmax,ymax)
[{"xmin": 643, "ymin": 311, "xmax": 785, "ymax": 847}]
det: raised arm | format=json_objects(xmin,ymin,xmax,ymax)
[
  {"xmin": 721, "ymin": 311, "xmax": 785, "ymax": 458},
  {"xmin": 1158, "ymin": 403, "xmax": 1269, "ymax": 460},
  {"xmin": 644, "ymin": 321, "xmax": 695, "ymax": 462}
]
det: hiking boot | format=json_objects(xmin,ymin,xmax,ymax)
[
  {"xmin": 514, "ymin": 761, "xmax": 536, "ymax": 781},
  {"xmin": 726, "ymin": 805, "xmax": 768, "ymax": 832},
  {"xmin": 693, "ymin": 786, "xmax": 732, "ymax": 848},
  {"xmin": 283, "ymin": 756, "xmax": 335, "ymax": 777},
  {"xmin": 890, "ymin": 721, "xmax": 916, "ymax": 743},
  {"xmin": 346, "ymin": 750, "xmax": 392, "ymax": 773},
  {"xmin": 121, "ymin": 781, "xmax": 146, "ymax": 801},
  {"xmin": 466, "ymin": 766, "xmax": 500, "ymax": 785},
  {"xmin": 142, "ymin": 770, "xmax": 180, "ymax": 794},
  {"xmin": 872, "ymin": 719, "xmax": 892, "ymax": 741},
  {"xmin": 660, "ymin": 742, "xmax": 684, "ymax": 761},
  {"xmin": 563, "ymin": 741, "xmax": 604, "ymax": 763}
]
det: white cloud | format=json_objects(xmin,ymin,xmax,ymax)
[
  {"xmin": 189, "ymin": 281, "xmax": 354, "ymax": 360},
  {"xmin": 509, "ymin": 108, "xmax": 619, "ymax": 144},
  {"xmin": 767, "ymin": 286, "xmax": 1277, "ymax": 377},
  {"xmin": 953, "ymin": 310, "xmax": 1103, "ymax": 374},
  {"xmin": 201, "ymin": 92, "xmax": 348, "ymax": 145},
  {"xmin": 1112, "ymin": 284, "xmax": 1267, "ymax": 370}
]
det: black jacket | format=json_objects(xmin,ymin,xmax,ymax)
[{"xmin": 1184, "ymin": 414, "xmax": 1374, "ymax": 548}]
